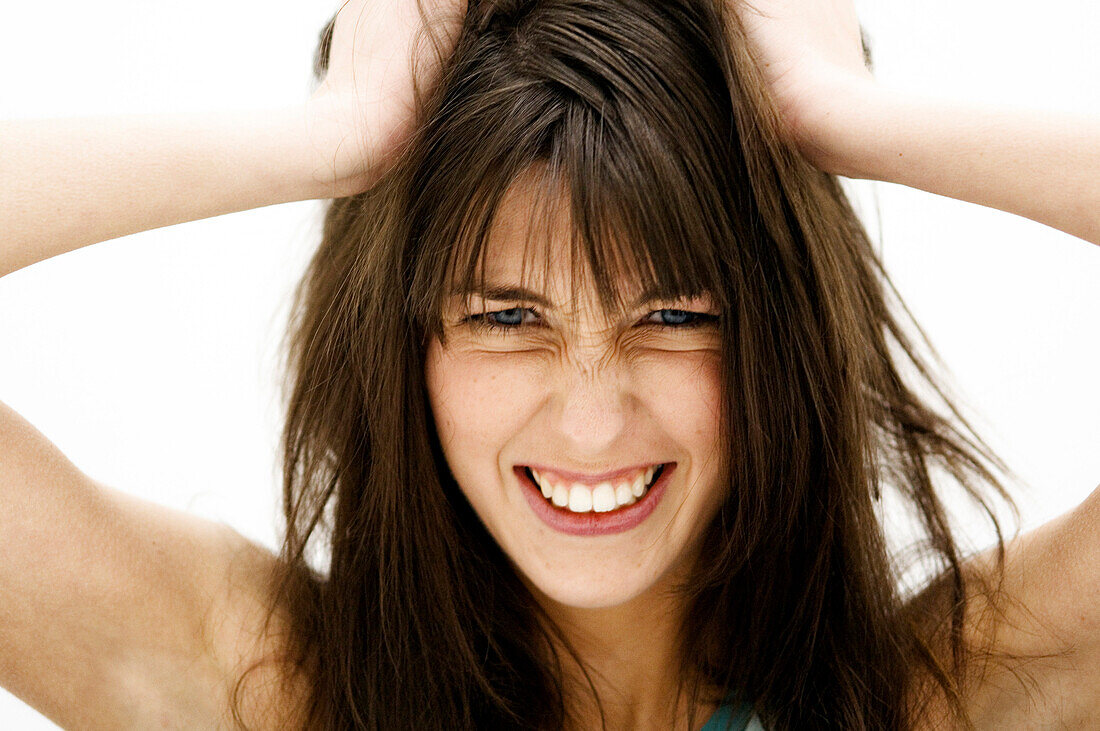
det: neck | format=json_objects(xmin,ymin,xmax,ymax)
[{"xmin": 535, "ymin": 582, "xmax": 722, "ymax": 731}]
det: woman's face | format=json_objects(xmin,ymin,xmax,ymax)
[{"xmin": 424, "ymin": 180, "xmax": 727, "ymax": 610}]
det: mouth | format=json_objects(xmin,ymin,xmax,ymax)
[
  {"xmin": 523, "ymin": 464, "xmax": 666, "ymax": 513},
  {"xmin": 513, "ymin": 462, "xmax": 675, "ymax": 536}
]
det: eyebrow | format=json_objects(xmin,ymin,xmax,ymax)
[{"xmin": 449, "ymin": 283, "xmax": 677, "ymax": 311}]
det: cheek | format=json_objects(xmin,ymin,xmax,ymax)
[
  {"xmin": 424, "ymin": 342, "xmax": 544, "ymax": 473},
  {"xmin": 635, "ymin": 350, "xmax": 723, "ymax": 447}
]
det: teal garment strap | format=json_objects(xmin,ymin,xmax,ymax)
[{"xmin": 700, "ymin": 700, "xmax": 754, "ymax": 731}]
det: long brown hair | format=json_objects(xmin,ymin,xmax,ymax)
[{"xmin": 241, "ymin": 1, "xmax": 1029, "ymax": 727}]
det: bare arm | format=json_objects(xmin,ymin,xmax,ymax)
[
  {"xmin": 906, "ymin": 489, "xmax": 1100, "ymax": 728},
  {"xmin": 806, "ymin": 84, "xmax": 1100, "ymax": 247},
  {"xmin": 732, "ymin": 0, "xmax": 1100, "ymax": 247},
  {"xmin": 0, "ymin": 0, "xmax": 465, "ymax": 725},
  {"xmin": 0, "ymin": 108, "xmax": 343, "ymax": 279},
  {"xmin": 0, "ymin": 0, "xmax": 466, "ymax": 279},
  {"xmin": 0, "ymin": 400, "xmax": 295, "ymax": 728},
  {"xmin": 729, "ymin": 0, "xmax": 1100, "ymax": 725}
]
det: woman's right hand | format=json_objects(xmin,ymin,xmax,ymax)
[{"xmin": 306, "ymin": 0, "xmax": 467, "ymax": 195}]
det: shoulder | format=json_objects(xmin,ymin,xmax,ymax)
[
  {"xmin": 198, "ymin": 519, "xmax": 316, "ymax": 729},
  {"xmin": 911, "ymin": 485, "xmax": 1100, "ymax": 728},
  {"xmin": 89, "ymin": 486, "xmax": 312, "ymax": 728},
  {"xmin": 0, "ymin": 401, "xmax": 311, "ymax": 728},
  {"xmin": 101, "ymin": 490, "xmax": 314, "ymax": 729}
]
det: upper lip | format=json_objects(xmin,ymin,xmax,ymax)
[{"xmin": 519, "ymin": 462, "xmax": 668, "ymax": 486}]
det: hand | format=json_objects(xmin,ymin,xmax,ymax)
[
  {"xmin": 306, "ymin": 0, "xmax": 467, "ymax": 195},
  {"xmin": 729, "ymin": 0, "xmax": 874, "ymax": 171}
]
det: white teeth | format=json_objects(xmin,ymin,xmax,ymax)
[
  {"xmin": 615, "ymin": 484, "xmax": 635, "ymax": 507},
  {"xmin": 592, "ymin": 483, "xmax": 616, "ymax": 512},
  {"xmin": 568, "ymin": 485, "xmax": 593, "ymax": 513},
  {"xmin": 551, "ymin": 484, "xmax": 570, "ymax": 508},
  {"xmin": 529, "ymin": 466, "xmax": 664, "ymax": 514},
  {"xmin": 532, "ymin": 469, "xmax": 553, "ymax": 499}
]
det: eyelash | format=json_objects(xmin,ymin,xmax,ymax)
[{"xmin": 463, "ymin": 307, "xmax": 719, "ymax": 333}]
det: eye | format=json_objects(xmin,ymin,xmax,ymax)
[
  {"xmin": 641, "ymin": 309, "xmax": 719, "ymax": 328},
  {"xmin": 465, "ymin": 307, "xmax": 540, "ymax": 332}
]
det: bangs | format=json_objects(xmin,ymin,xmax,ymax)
[
  {"xmin": 404, "ymin": 0, "xmax": 743, "ymax": 335},
  {"xmin": 417, "ymin": 156, "xmax": 730, "ymax": 333}
]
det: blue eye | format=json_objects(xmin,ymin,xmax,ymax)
[
  {"xmin": 463, "ymin": 307, "xmax": 718, "ymax": 334},
  {"xmin": 655, "ymin": 309, "xmax": 693, "ymax": 325},
  {"xmin": 487, "ymin": 308, "xmax": 526, "ymax": 326},
  {"xmin": 466, "ymin": 307, "xmax": 538, "ymax": 332},
  {"xmin": 644, "ymin": 309, "xmax": 718, "ymax": 328}
]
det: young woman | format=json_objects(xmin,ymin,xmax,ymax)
[{"xmin": 1, "ymin": 0, "xmax": 1098, "ymax": 728}]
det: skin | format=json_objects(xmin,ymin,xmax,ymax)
[
  {"xmin": 738, "ymin": 0, "xmax": 1100, "ymax": 245},
  {"xmin": 0, "ymin": 0, "xmax": 1096, "ymax": 727},
  {"xmin": 310, "ymin": 0, "xmax": 468, "ymax": 191},
  {"xmin": 915, "ymin": 502, "xmax": 1100, "ymax": 727},
  {"xmin": 0, "ymin": 0, "xmax": 469, "ymax": 276},
  {"xmin": 424, "ymin": 174, "xmax": 728, "ymax": 728}
]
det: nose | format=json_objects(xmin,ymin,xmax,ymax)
[{"xmin": 553, "ymin": 364, "xmax": 630, "ymax": 454}]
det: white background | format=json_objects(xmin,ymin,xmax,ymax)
[{"xmin": 1, "ymin": 0, "xmax": 1098, "ymax": 727}]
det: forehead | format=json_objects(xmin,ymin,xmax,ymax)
[
  {"xmin": 432, "ymin": 159, "xmax": 724, "ymax": 325},
  {"xmin": 481, "ymin": 170, "xmax": 572, "ymax": 279},
  {"xmin": 466, "ymin": 169, "xmax": 634, "ymax": 307}
]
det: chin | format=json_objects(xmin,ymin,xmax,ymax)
[{"xmin": 517, "ymin": 556, "xmax": 663, "ymax": 610}]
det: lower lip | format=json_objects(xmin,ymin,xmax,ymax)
[{"xmin": 514, "ymin": 463, "xmax": 675, "ymax": 537}]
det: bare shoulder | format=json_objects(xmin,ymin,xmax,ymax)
[
  {"xmin": 77, "ymin": 486, "xmax": 313, "ymax": 730},
  {"xmin": 0, "ymin": 400, "xmax": 310, "ymax": 729},
  {"xmin": 910, "ymin": 484, "xmax": 1100, "ymax": 728}
]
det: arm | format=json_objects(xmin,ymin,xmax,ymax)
[
  {"xmin": 807, "ymin": 83, "xmax": 1100, "ymax": 247},
  {"xmin": 0, "ymin": 107, "xmax": 339, "ymax": 278},
  {"xmin": 0, "ymin": 0, "xmax": 466, "ymax": 279},
  {"xmin": 0, "ymin": 0, "xmax": 464, "ymax": 725},
  {"xmin": 729, "ymin": 0, "xmax": 1100, "ymax": 724},
  {"xmin": 906, "ymin": 490, "xmax": 1100, "ymax": 728},
  {"xmin": 732, "ymin": 0, "xmax": 1100, "ymax": 246},
  {"xmin": 0, "ymin": 400, "xmax": 299, "ymax": 728}
]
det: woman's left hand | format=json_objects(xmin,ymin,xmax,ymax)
[
  {"xmin": 729, "ymin": 0, "xmax": 1100, "ymax": 245},
  {"xmin": 728, "ymin": 0, "xmax": 874, "ymax": 171}
]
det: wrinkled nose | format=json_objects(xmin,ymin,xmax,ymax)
[{"xmin": 554, "ymin": 366, "xmax": 629, "ymax": 454}]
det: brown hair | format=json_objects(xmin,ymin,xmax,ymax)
[{"xmin": 240, "ymin": 0, "xmax": 1031, "ymax": 727}]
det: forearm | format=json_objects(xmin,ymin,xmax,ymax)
[
  {"xmin": 812, "ymin": 82, "xmax": 1100, "ymax": 246},
  {"xmin": 0, "ymin": 105, "xmax": 346, "ymax": 278}
]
